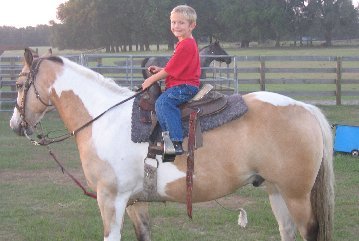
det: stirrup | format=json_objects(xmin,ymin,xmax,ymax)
[{"xmin": 162, "ymin": 131, "xmax": 175, "ymax": 155}]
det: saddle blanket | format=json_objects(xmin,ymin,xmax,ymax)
[{"xmin": 131, "ymin": 94, "xmax": 248, "ymax": 143}]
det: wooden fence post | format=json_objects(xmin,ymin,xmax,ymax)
[
  {"xmin": 10, "ymin": 58, "xmax": 16, "ymax": 91},
  {"xmin": 336, "ymin": 56, "xmax": 342, "ymax": 105},
  {"xmin": 234, "ymin": 57, "xmax": 239, "ymax": 94},
  {"xmin": 260, "ymin": 56, "xmax": 266, "ymax": 91}
]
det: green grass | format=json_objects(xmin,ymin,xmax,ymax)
[
  {"xmin": 1, "ymin": 45, "xmax": 358, "ymax": 240},
  {"xmin": 1, "ymin": 104, "xmax": 358, "ymax": 241}
]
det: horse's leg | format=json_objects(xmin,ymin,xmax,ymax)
[
  {"xmin": 97, "ymin": 189, "xmax": 130, "ymax": 241},
  {"xmin": 268, "ymin": 184, "xmax": 318, "ymax": 241},
  {"xmin": 266, "ymin": 184, "xmax": 296, "ymax": 241},
  {"xmin": 126, "ymin": 202, "xmax": 151, "ymax": 241},
  {"xmin": 284, "ymin": 195, "xmax": 318, "ymax": 241}
]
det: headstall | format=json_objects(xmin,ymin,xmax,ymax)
[{"xmin": 16, "ymin": 58, "xmax": 52, "ymax": 131}]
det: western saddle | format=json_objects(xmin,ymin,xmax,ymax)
[{"xmin": 138, "ymin": 83, "xmax": 228, "ymax": 161}]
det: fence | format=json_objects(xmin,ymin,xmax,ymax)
[{"xmin": 1, "ymin": 54, "xmax": 359, "ymax": 111}]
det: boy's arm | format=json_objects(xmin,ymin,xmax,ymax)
[{"xmin": 142, "ymin": 69, "xmax": 168, "ymax": 90}]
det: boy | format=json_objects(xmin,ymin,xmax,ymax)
[{"xmin": 142, "ymin": 5, "xmax": 201, "ymax": 158}]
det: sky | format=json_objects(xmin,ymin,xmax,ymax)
[
  {"xmin": 0, "ymin": 0, "xmax": 358, "ymax": 28},
  {"xmin": 0, "ymin": 0, "xmax": 67, "ymax": 28}
]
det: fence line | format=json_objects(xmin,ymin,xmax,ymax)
[{"xmin": 1, "ymin": 54, "xmax": 359, "ymax": 111}]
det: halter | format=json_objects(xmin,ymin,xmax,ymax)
[{"xmin": 16, "ymin": 58, "xmax": 52, "ymax": 131}]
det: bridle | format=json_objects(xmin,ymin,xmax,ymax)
[{"xmin": 16, "ymin": 58, "xmax": 52, "ymax": 132}]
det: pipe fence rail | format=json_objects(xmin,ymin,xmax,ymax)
[{"xmin": 1, "ymin": 54, "xmax": 359, "ymax": 111}]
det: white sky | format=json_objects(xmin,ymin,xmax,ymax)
[
  {"xmin": 0, "ymin": 0, "xmax": 67, "ymax": 28},
  {"xmin": 0, "ymin": 0, "xmax": 358, "ymax": 28}
]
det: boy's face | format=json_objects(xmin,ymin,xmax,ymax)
[{"xmin": 170, "ymin": 12, "xmax": 196, "ymax": 41}]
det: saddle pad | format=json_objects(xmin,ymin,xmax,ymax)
[{"xmin": 131, "ymin": 94, "xmax": 248, "ymax": 143}]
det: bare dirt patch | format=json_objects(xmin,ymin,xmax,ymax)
[{"xmin": 1, "ymin": 167, "xmax": 86, "ymax": 186}]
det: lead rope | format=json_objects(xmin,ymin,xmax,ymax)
[
  {"xmin": 46, "ymin": 145, "xmax": 97, "ymax": 199},
  {"xmin": 24, "ymin": 123, "xmax": 97, "ymax": 199}
]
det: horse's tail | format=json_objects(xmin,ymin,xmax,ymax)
[
  {"xmin": 141, "ymin": 57, "xmax": 150, "ymax": 79},
  {"xmin": 309, "ymin": 105, "xmax": 334, "ymax": 241}
]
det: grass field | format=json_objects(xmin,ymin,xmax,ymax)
[
  {"xmin": 0, "ymin": 103, "xmax": 358, "ymax": 240},
  {"xmin": 1, "ymin": 44, "xmax": 358, "ymax": 240}
]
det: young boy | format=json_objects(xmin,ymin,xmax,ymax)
[{"xmin": 142, "ymin": 5, "xmax": 201, "ymax": 158}]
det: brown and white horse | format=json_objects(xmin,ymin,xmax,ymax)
[{"xmin": 10, "ymin": 49, "xmax": 334, "ymax": 241}]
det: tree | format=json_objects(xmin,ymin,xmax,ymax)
[
  {"xmin": 307, "ymin": 0, "xmax": 357, "ymax": 46},
  {"xmin": 52, "ymin": 0, "xmax": 98, "ymax": 49},
  {"xmin": 334, "ymin": 0, "xmax": 359, "ymax": 40},
  {"xmin": 45, "ymin": 0, "xmax": 359, "ymax": 50}
]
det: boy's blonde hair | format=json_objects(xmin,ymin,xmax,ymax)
[{"xmin": 171, "ymin": 5, "xmax": 197, "ymax": 24}]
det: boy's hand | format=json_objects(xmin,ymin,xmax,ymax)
[
  {"xmin": 142, "ymin": 79, "xmax": 153, "ymax": 90},
  {"xmin": 148, "ymin": 66, "xmax": 162, "ymax": 74},
  {"xmin": 142, "ymin": 68, "xmax": 168, "ymax": 90}
]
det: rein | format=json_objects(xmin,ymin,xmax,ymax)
[
  {"xmin": 26, "ymin": 88, "xmax": 145, "ymax": 200},
  {"xmin": 27, "ymin": 87, "xmax": 145, "ymax": 146},
  {"xmin": 17, "ymin": 57, "xmax": 146, "ymax": 199},
  {"xmin": 18, "ymin": 57, "xmax": 145, "ymax": 145}
]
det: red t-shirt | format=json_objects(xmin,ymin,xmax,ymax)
[{"xmin": 164, "ymin": 38, "xmax": 201, "ymax": 89}]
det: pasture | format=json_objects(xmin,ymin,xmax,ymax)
[
  {"xmin": 1, "ymin": 45, "xmax": 358, "ymax": 240},
  {"xmin": 2, "ymin": 45, "xmax": 359, "ymax": 111},
  {"xmin": 1, "ymin": 104, "xmax": 358, "ymax": 240}
]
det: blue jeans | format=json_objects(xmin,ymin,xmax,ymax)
[{"xmin": 155, "ymin": 84, "xmax": 199, "ymax": 142}]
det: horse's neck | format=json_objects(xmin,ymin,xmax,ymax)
[
  {"xmin": 199, "ymin": 47, "xmax": 214, "ymax": 68},
  {"xmin": 200, "ymin": 56, "xmax": 214, "ymax": 68},
  {"xmin": 50, "ymin": 67, "xmax": 132, "ymax": 132}
]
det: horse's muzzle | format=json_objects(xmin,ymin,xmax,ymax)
[
  {"xmin": 10, "ymin": 122, "xmax": 34, "ymax": 136},
  {"xmin": 10, "ymin": 113, "xmax": 34, "ymax": 136}
]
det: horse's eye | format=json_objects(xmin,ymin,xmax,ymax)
[{"xmin": 16, "ymin": 83, "xmax": 23, "ymax": 90}]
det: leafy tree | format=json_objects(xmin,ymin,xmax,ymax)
[
  {"xmin": 3, "ymin": 0, "xmax": 358, "ymax": 51},
  {"xmin": 307, "ymin": 0, "xmax": 357, "ymax": 46},
  {"xmin": 334, "ymin": 0, "xmax": 359, "ymax": 39}
]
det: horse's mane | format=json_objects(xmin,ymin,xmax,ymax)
[{"xmin": 59, "ymin": 57, "xmax": 132, "ymax": 95}]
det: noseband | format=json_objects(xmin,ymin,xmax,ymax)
[{"xmin": 16, "ymin": 58, "xmax": 52, "ymax": 129}]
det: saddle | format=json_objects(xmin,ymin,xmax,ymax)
[
  {"xmin": 138, "ymin": 83, "xmax": 228, "ymax": 161},
  {"xmin": 139, "ymin": 83, "xmax": 228, "ymax": 122}
]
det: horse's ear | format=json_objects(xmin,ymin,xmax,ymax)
[
  {"xmin": 40, "ymin": 48, "xmax": 53, "ymax": 58},
  {"xmin": 24, "ymin": 48, "xmax": 33, "ymax": 66}
]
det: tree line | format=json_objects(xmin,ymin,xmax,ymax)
[{"xmin": 1, "ymin": 0, "xmax": 358, "ymax": 52}]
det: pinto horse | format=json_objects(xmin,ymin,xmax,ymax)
[{"xmin": 10, "ymin": 48, "xmax": 334, "ymax": 241}]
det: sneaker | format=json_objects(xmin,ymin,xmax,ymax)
[
  {"xmin": 162, "ymin": 141, "xmax": 183, "ymax": 163},
  {"xmin": 173, "ymin": 141, "xmax": 184, "ymax": 155}
]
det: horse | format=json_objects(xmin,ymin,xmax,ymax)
[
  {"xmin": 141, "ymin": 40, "xmax": 232, "ymax": 79},
  {"xmin": 10, "ymin": 48, "xmax": 334, "ymax": 241}
]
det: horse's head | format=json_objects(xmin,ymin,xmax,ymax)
[
  {"xmin": 9, "ymin": 48, "xmax": 55, "ymax": 136},
  {"xmin": 201, "ymin": 41, "xmax": 232, "ymax": 65}
]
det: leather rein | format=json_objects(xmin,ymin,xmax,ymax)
[
  {"xmin": 17, "ymin": 57, "xmax": 145, "ymax": 146},
  {"xmin": 16, "ymin": 57, "xmax": 145, "ymax": 199}
]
